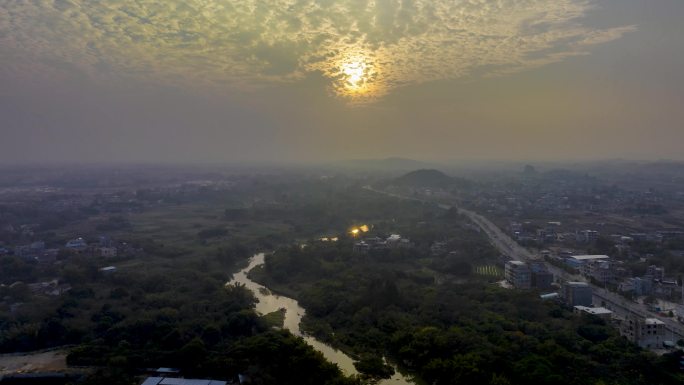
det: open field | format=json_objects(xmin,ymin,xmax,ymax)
[{"xmin": 0, "ymin": 350, "xmax": 67, "ymax": 375}]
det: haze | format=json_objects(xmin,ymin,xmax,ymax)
[{"xmin": 1, "ymin": 0, "xmax": 683, "ymax": 164}]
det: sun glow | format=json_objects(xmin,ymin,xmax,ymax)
[
  {"xmin": 325, "ymin": 52, "xmax": 383, "ymax": 103},
  {"xmin": 342, "ymin": 61, "xmax": 366, "ymax": 89}
]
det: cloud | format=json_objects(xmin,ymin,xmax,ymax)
[{"xmin": 0, "ymin": 0, "xmax": 635, "ymax": 103}]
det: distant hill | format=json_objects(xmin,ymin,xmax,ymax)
[
  {"xmin": 332, "ymin": 157, "xmax": 434, "ymax": 172},
  {"xmin": 390, "ymin": 169, "xmax": 459, "ymax": 188}
]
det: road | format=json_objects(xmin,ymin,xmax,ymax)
[{"xmin": 363, "ymin": 185, "xmax": 684, "ymax": 341}]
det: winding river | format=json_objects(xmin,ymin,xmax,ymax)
[{"xmin": 228, "ymin": 253, "xmax": 413, "ymax": 385}]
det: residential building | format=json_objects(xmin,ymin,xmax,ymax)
[
  {"xmin": 619, "ymin": 316, "xmax": 666, "ymax": 349},
  {"xmin": 529, "ymin": 262, "xmax": 553, "ymax": 290},
  {"xmin": 386, "ymin": 234, "xmax": 412, "ymax": 249},
  {"xmin": 646, "ymin": 265, "xmax": 665, "ymax": 281},
  {"xmin": 505, "ymin": 260, "xmax": 531, "ymax": 289},
  {"xmin": 563, "ymin": 281, "xmax": 592, "ymax": 307},
  {"xmin": 100, "ymin": 247, "xmax": 118, "ymax": 258},
  {"xmin": 353, "ymin": 241, "xmax": 370, "ymax": 253},
  {"xmin": 619, "ymin": 277, "xmax": 653, "ymax": 296},
  {"xmin": 576, "ymin": 229, "xmax": 599, "ymax": 243},
  {"xmin": 584, "ymin": 260, "xmax": 614, "ymax": 284},
  {"xmin": 65, "ymin": 237, "xmax": 88, "ymax": 250}
]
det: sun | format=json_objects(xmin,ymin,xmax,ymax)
[
  {"xmin": 318, "ymin": 50, "xmax": 385, "ymax": 104},
  {"xmin": 342, "ymin": 60, "xmax": 367, "ymax": 89}
]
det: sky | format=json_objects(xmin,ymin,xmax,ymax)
[{"xmin": 1, "ymin": 0, "xmax": 683, "ymax": 164}]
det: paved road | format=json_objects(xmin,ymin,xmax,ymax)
[{"xmin": 363, "ymin": 185, "xmax": 684, "ymax": 341}]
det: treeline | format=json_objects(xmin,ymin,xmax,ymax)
[{"xmin": 259, "ymin": 243, "xmax": 684, "ymax": 385}]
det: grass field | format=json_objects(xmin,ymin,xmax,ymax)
[{"xmin": 474, "ymin": 264, "xmax": 503, "ymax": 278}]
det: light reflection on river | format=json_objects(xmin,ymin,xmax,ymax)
[{"xmin": 228, "ymin": 253, "xmax": 413, "ymax": 385}]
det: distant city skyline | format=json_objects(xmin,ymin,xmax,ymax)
[{"xmin": 1, "ymin": 0, "xmax": 683, "ymax": 163}]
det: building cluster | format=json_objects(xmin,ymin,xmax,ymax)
[
  {"xmin": 504, "ymin": 260, "xmax": 553, "ymax": 290},
  {"xmin": 562, "ymin": 255, "xmax": 630, "ymax": 285},
  {"xmin": 353, "ymin": 234, "xmax": 412, "ymax": 253},
  {"xmin": 1, "ymin": 234, "xmax": 139, "ymax": 264},
  {"xmin": 619, "ymin": 265, "xmax": 681, "ymax": 300},
  {"xmin": 12, "ymin": 241, "xmax": 59, "ymax": 264},
  {"xmin": 557, "ymin": 280, "xmax": 669, "ymax": 349},
  {"xmin": 26, "ymin": 279, "xmax": 72, "ymax": 297}
]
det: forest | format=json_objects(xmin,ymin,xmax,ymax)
[{"xmin": 255, "ymin": 240, "xmax": 684, "ymax": 385}]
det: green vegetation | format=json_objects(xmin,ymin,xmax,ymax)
[
  {"xmin": 257, "ymin": 241, "xmax": 684, "ymax": 385},
  {"xmin": 0, "ymin": 243, "xmax": 358, "ymax": 384},
  {"xmin": 475, "ymin": 264, "xmax": 504, "ymax": 278},
  {"xmin": 261, "ymin": 309, "xmax": 286, "ymax": 329},
  {"xmin": 2, "ymin": 170, "xmax": 684, "ymax": 385}
]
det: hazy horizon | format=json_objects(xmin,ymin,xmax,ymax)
[{"xmin": 2, "ymin": 0, "xmax": 683, "ymax": 164}]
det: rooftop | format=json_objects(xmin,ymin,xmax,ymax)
[
  {"xmin": 141, "ymin": 377, "xmax": 226, "ymax": 385},
  {"xmin": 644, "ymin": 318, "xmax": 665, "ymax": 325},
  {"xmin": 574, "ymin": 306, "xmax": 612, "ymax": 315},
  {"xmin": 570, "ymin": 255, "xmax": 610, "ymax": 261}
]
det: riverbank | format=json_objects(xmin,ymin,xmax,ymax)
[
  {"xmin": 229, "ymin": 253, "xmax": 416, "ymax": 385},
  {"xmin": 248, "ymin": 263, "xmax": 361, "ymax": 358}
]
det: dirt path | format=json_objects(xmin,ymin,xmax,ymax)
[{"xmin": 0, "ymin": 350, "xmax": 67, "ymax": 374}]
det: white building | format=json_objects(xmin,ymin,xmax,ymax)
[
  {"xmin": 566, "ymin": 255, "xmax": 609, "ymax": 269},
  {"xmin": 573, "ymin": 306, "xmax": 613, "ymax": 321},
  {"xmin": 505, "ymin": 260, "xmax": 531, "ymax": 289},
  {"xmin": 620, "ymin": 316, "xmax": 666, "ymax": 349}
]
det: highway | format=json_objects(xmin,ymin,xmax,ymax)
[{"xmin": 363, "ymin": 185, "xmax": 684, "ymax": 341}]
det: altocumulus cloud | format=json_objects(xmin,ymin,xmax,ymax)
[{"xmin": 0, "ymin": 0, "xmax": 634, "ymax": 102}]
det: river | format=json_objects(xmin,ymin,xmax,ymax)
[{"xmin": 228, "ymin": 253, "xmax": 413, "ymax": 385}]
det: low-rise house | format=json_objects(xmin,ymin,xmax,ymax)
[
  {"xmin": 654, "ymin": 278, "xmax": 680, "ymax": 300},
  {"xmin": 65, "ymin": 237, "xmax": 88, "ymax": 251},
  {"xmin": 646, "ymin": 265, "xmax": 665, "ymax": 281},
  {"xmin": 353, "ymin": 241, "xmax": 370, "ymax": 253},
  {"xmin": 573, "ymin": 306, "xmax": 613, "ymax": 321},
  {"xmin": 386, "ymin": 234, "xmax": 412, "ymax": 248}
]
